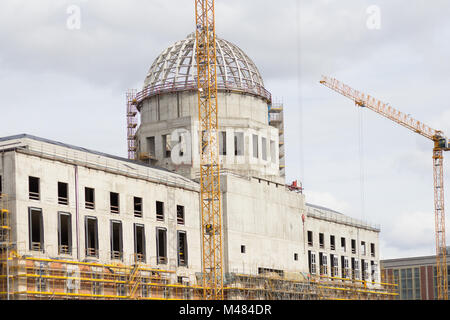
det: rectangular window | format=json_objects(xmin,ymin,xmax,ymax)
[
  {"xmin": 156, "ymin": 201, "xmax": 164, "ymax": 221},
  {"xmin": 361, "ymin": 241, "xmax": 366, "ymax": 256},
  {"xmin": 234, "ymin": 132, "xmax": 244, "ymax": 156},
  {"xmin": 261, "ymin": 137, "xmax": 267, "ymax": 161},
  {"xmin": 156, "ymin": 228, "xmax": 167, "ymax": 264},
  {"xmin": 134, "ymin": 197, "xmax": 143, "ymax": 218},
  {"xmin": 0, "ymin": 175, "xmax": 2, "ymax": 197},
  {"xmin": 29, "ymin": 176, "xmax": 40, "ymax": 201},
  {"xmin": 147, "ymin": 136, "xmax": 156, "ymax": 157},
  {"xmin": 294, "ymin": 253, "xmax": 298, "ymax": 261},
  {"xmin": 241, "ymin": 245, "xmax": 246, "ymax": 254},
  {"xmin": 352, "ymin": 258, "xmax": 360, "ymax": 279},
  {"xmin": 219, "ymin": 131, "xmax": 227, "ymax": 156},
  {"xmin": 252, "ymin": 134, "xmax": 259, "ymax": 158},
  {"xmin": 331, "ymin": 255, "xmax": 339, "ymax": 277},
  {"xmin": 307, "ymin": 231, "xmax": 313, "ymax": 246},
  {"xmin": 270, "ymin": 140, "xmax": 276, "ymax": 163},
  {"xmin": 134, "ymin": 224, "xmax": 146, "ymax": 263},
  {"xmin": 341, "ymin": 256, "xmax": 349, "ymax": 278},
  {"xmin": 177, "ymin": 231, "xmax": 188, "ymax": 267},
  {"xmin": 351, "ymin": 239, "xmax": 356, "ymax": 254},
  {"xmin": 58, "ymin": 212, "xmax": 72, "ymax": 255},
  {"xmin": 319, "ymin": 253, "xmax": 328, "ymax": 275},
  {"xmin": 85, "ymin": 187, "xmax": 95, "ymax": 210},
  {"xmin": 110, "ymin": 192, "xmax": 120, "ymax": 214},
  {"xmin": 85, "ymin": 217, "xmax": 98, "ymax": 257},
  {"xmin": 28, "ymin": 207, "xmax": 44, "ymax": 252},
  {"xmin": 370, "ymin": 243, "xmax": 376, "ymax": 257},
  {"xmin": 162, "ymin": 134, "xmax": 171, "ymax": 158},
  {"xmin": 308, "ymin": 251, "xmax": 316, "ymax": 275},
  {"xmin": 110, "ymin": 221, "xmax": 123, "ymax": 260},
  {"xmin": 319, "ymin": 233, "xmax": 324, "ymax": 249},
  {"xmin": 330, "ymin": 235, "xmax": 335, "ymax": 250},
  {"xmin": 341, "ymin": 237, "xmax": 346, "ymax": 252},
  {"xmin": 58, "ymin": 182, "xmax": 69, "ymax": 205},
  {"xmin": 177, "ymin": 205, "xmax": 185, "ymax": 225}
]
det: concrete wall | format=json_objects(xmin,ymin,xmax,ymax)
[
  {"xmin": 222, "ymin": 174, "xmax": 307, "ymax": 275},
  {"xmin": 136, "ymin": 91, "xmax": 281, "ymax": 181}
]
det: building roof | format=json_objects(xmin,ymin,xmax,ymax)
[
  {"xmin": 140, "ymin": 33, "xmax": 271, "ymax": 102},
  {"xmin": 0, "ymin": 134, "xmax": 199, "ymax": 190},
  {"xmin": 305, "ymin": 202, "xmax": 381, "ymax": 232}
]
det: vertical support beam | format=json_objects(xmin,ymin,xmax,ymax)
[
  {"xmin": 433, "ymin": 147, "xmax": 448, "ymax": 300},
  {"xmin": 195, "ymin": 0, "xmax": 224, "ymax": 300}
]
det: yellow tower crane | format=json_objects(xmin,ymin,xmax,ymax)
[
  {"xmin": 195, "ymin": 0, "xmax": 224, "ymax": 300},
  {"xmin": 320, "ymin": 75, "xmax": 449, "ymax": 300}
]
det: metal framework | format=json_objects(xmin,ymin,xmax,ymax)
[
  {"xmin": 126, "ymin": 89, "xmax": 138, "ymax": 160},
  {"xmin": 320, "ymin": 75, "xmax": 449, "ymax": 299},
  {"xmin": 195, "ymin": 0, "xmax": 224, "ymax": 300}
]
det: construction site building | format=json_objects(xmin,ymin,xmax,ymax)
[{"xmin": 0, "ymin": 32, "xmax": 397, "ymax": 300}]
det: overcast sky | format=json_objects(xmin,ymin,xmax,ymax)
[{"xmin": 1, "ymin": 0, "xmax": 449, "ymax": 259}]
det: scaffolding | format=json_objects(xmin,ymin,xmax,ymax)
[
  {"xmin": 1, "ymin": 253, "xmax": 398, "ymax": 300},
  {"xmin": 126, "ymin": 89, "xmax": 139, "ymax": 161},
  {"xmin": 268, "ymin": 102, "xmax": 285, "ymax": 177}
]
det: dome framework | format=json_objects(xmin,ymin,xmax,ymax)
[{"xmin": 135, "ymin": 33, "xmax": 271, "ymax": 104}]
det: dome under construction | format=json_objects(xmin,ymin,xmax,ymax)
[{"xmin": 142, "ymin": 33, "xmax": 271, "ymax": 102}]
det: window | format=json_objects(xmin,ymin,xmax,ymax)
[
  {"xmin": 270, "ymin": 140, "xmax": 276, "ymax": 163},
  {"xmin": 252, "ymin": 134, "xmax": 259, "ymax": 158},
  {"xmin": 110, "ymin": 221, "xmax": 123, "ymax": 260},
  {"xmin": 331, "ymin": 255, "xmax": 339, "ymax": 277},
  {"xmin": 308, "ymin": 251, "xmax": 316, "ymax": 275},
  {"xmin": 307, "ymin": 231, "xmax": 313, "ymax": 246},
  {"xmin": 362, "ymin": 260, "xmax": 369, "ymax": 281},
  {"xmin": 234, "ymin": 132, "xmax": 244, "ymax": 156},
  {"xmin": 134, "ymin": 197, "xmax": 143, "ymax": 218},
  {"xmin": 341, "ymin": 256, "xmax": 349, "ymax": 278},
  {"xmin": 110, "ymin": 192, "xmax": 120, "ymax": 214},
  {"xmin": 261, "ymin": 137, "xmax": 267, "ymax": 161},
  {"xmin": 162, "ymin": 134, "xmax": 171, "ymax": 158},
  {"xmin": 134, "ymin": 224, "xmax": 146, "ymax": 263},
  {"xmin": 85, "ymin": 217, "xmax": 98, "ymax": 257},
  {"xmin": 319, "ymin": 253, "xmax": 328, "ymax": 275},
  {"xmin": 85, "ymin": 187, "xmax": 95, "ymax": 210},
  {"xmin": 294, "ymin": 253, "xmax": 298, "ymax": 261},
  {"xmin": 341, "ymin": 237, "xmax": 346, "ymax": 252},
  {"xmin": 241, "ymin": 245, "xmax": 246, "ymax": 254},
  {"xmin": 156, "ymin": 228, "xmax": 167, "ymax": 264},
  {"xmin": 58, "ymin": 182, "xmax": 68, "ymax": 205},
  {"xmin": 177, "ymin": 205, "xmax": 185, "ymax": 225},
  {"xmin": 370, "ymin": 243, "xmax": 376, "ymax": 257},
  {"xmin": 156, "ymin": 201, "xmax": 164, "ymax": 221},
  {"xmin": 147, "ymin": 136, "xmax": 156, "ymax": 157},
  {"xmin": 177, "ymin": 231, "xmax": 188, "ymax": 267},
  {"xmin": 219, "ymin": 131, "xmax": 227, "ymax": 156},
  {"xmin": 28, "ymin": 207, "xmax": 44, "ymax": 252},
  {"xmin": 361, "ymin": 241, "xmax": 366, "ymax": 256},
  {"xmin": 319, "ymin": 233, "xmax": 324, "ymax": 249},
  {"xmin": 352, "ymin": 258, "xmax": 360, "ymax": 279},
  {"xmin": 351, "ymin": 239, "xmax": 356, "ymax": 254},
  {"xmin": 0, "ymin": 175, "xmax": 2, "ymax": 197},
  {"xmin": 330, "ymin": 235, "xmax": 335, "ymax": 250},
  {"xmin": 29, "ymin": 176, "xmax": 40, "ymax": 201},
  {"xmin": 58, "ymin": 212, "xmax": 72, "ymax": 255}
]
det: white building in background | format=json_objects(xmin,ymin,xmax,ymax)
[{"xmin": 0, "ymin": 33, "xmax": 382, "ymax": 288}]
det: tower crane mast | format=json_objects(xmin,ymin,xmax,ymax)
[
  {"xmin": 195, "ymin": 0, "xmax": 224, "ymax": 300},
  {"xmin": 320, "ymin": 75, "xmax": 449, "ymax": 300}
]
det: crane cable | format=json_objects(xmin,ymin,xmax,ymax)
[{"xmin": 358, "ymin": 106, "xmax": 366, "ymax": 221}]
